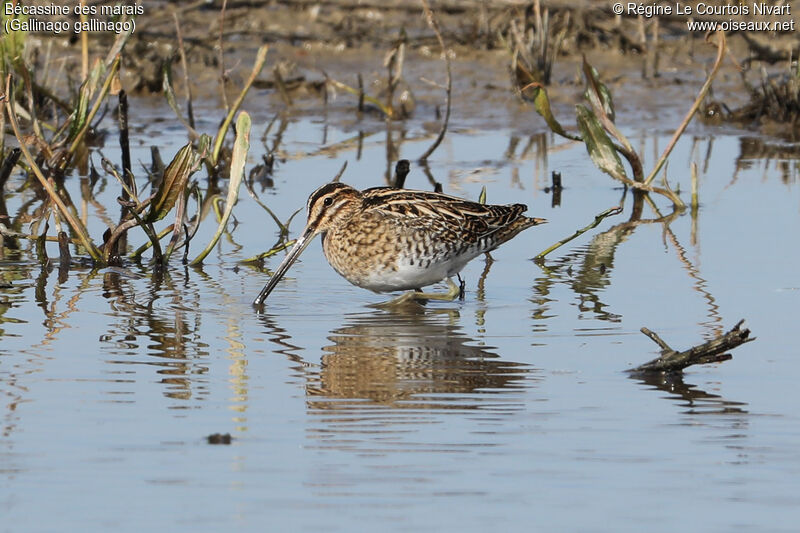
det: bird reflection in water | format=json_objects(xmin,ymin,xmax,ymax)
[{"xmin": 304, "ymin": 310, "xmax": 537, "ymax": 411}]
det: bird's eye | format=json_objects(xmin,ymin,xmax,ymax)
[{"xmin": 323, "ymin": 197, "xmax": 333, "ymax": 206}]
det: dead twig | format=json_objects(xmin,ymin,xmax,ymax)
[
  {"xmin": 118, "ymin": 91, "xmax": 133, "ymax": 200},
  {"xmin": 417, "ymin": 0, "xmax": 451, "ymax": 163},
  {"xmin": 218, "ymin": 0, "xmax": 230, "ymax": 112},
  {"xmin": 629, "ymin": 320, "xmax": 754, "ymax": 374},
  {"xmin": 331, "ymin": 160, "xmax": 348, "ymax": 183},
  {"xmin": 643, "ymin": 30, "xmax": 726, "ymax": 186},
  {"xmin": 173, "ymin": 10, "xmax": 196, "ymax": 130}
]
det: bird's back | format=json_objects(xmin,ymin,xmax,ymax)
[{"xmin": 360, "ymin": 187, "xmax": 541, "ymax": 252}]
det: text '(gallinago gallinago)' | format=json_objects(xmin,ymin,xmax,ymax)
[{"xmin": 254, "ymin": 182, "xmax": 546, "ymax": 306}]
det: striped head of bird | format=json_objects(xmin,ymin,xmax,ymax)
[{"xmin": 254, "ymin": 182, "xmax": 359, "ymax": 305}]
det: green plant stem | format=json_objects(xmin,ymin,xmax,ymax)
[
  {"xmin": 534, "ymin": 205, "xmax": 623, "ymax": 260},
  {"xmin": 67, "ymin": 55, "xmax": 121, "ymax": 158},
  {"xmin": 211, "ymin": 46, "xmax": 267, "ymax": 166},
  {"xmin": 0, "ymin": 221, "xmax": 83, "ymax": 245},
  {"xmin": 326, "ymin": 78, "xmax": 393, "ymax": 118},
  {"xmin": 241, "ymin": 239, "xmax": 296, "ymax": 264},
  {"xmin": 130, "ymin": 224, "xmax": 174, "ymax": 259}
]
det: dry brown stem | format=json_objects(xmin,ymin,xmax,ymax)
[
  {"xmin": 629, "ymin": 320, "xmax": 754, "ymax": 374},
  {"xmin": 417, "ymin": 0, "xmax": 451, "ymax": 163}
]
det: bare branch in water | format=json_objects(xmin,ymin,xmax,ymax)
[{"xmin": 629, "ymin": 320, "xmax": 754, "ymax": 374}]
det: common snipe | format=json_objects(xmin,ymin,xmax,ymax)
[{"xmin": 254, "ymin": 182, "xmax": 546, "ymax": 306}]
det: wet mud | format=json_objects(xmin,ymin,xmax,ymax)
[{"xmin": 21, "ymin": 0, "xmax": 800, "ymax": 136}]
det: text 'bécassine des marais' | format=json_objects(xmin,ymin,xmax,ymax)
[
  {"xmin": 4, "ymin": 3, "xmax": 143, "ymax": 16},
  {"xmin": 626, "ymin": 2, "xmax": 791, "ymax": 17}
]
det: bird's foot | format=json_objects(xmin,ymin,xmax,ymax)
[{"xmin": 372, "ymin": 278, "xmax": 462, "ymax": 308}]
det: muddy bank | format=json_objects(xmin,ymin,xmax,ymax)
[{"xmin": 17, "ymin": 1, "xmax": 800, "ymax": 136}]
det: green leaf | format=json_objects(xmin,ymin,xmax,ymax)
[
  {"xmin": 582, "ymin": 58, "xmax": 615, "ymax": 122},
  {"xmin": 145, "ymin": 143, "xmax": 199, "ymax": 223},
  {"xmin": 67, "ymin": 61, "xmax": 105, "ymax": 143},
  {"xmin": 190, "ymin": 111, "xmax": 251, "ymax": 265},
  {"xmin": 195, "ymin": 134, "xmax": 212, "ymax": 160},
  {"xmin": 575, "ymin": 104, "xmax": 627, "ymax": 182},
  {"xmin": 530, "ymin": 84, "xmax": 581, "ymax": 141}
]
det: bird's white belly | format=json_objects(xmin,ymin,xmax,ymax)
[{"xmin": 354, "ymin": 254, "xmax": 475, "ymax": 293}]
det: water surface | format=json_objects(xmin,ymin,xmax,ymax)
[{"xmin": 1, "ymin": 106, "xmax": 799, "ymax": 531}]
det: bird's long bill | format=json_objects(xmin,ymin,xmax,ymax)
[{"xmin": 253, "ymin": 226, "xmax": 316, "ymax": 306}]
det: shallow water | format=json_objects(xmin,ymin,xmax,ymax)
[{"xmin": 1, "ymin": 103, "xmax": 799, "ymax": 531}]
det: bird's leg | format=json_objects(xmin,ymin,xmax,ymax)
[
  {"xmin": 456, "ymin": 273, "xmax": 465, "ymax": 300},
  {"xmin": 375, "ymin": 278, "xmax": 462, "ymax": 308},
  {"xmin": 412, "ymin": 278, "xmax": 462, "ymax": 301}
]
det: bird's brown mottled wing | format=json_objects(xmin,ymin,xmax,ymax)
[{"xmin": 361, "ymin": 187, "xmax": 531, "ymax": 245}]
